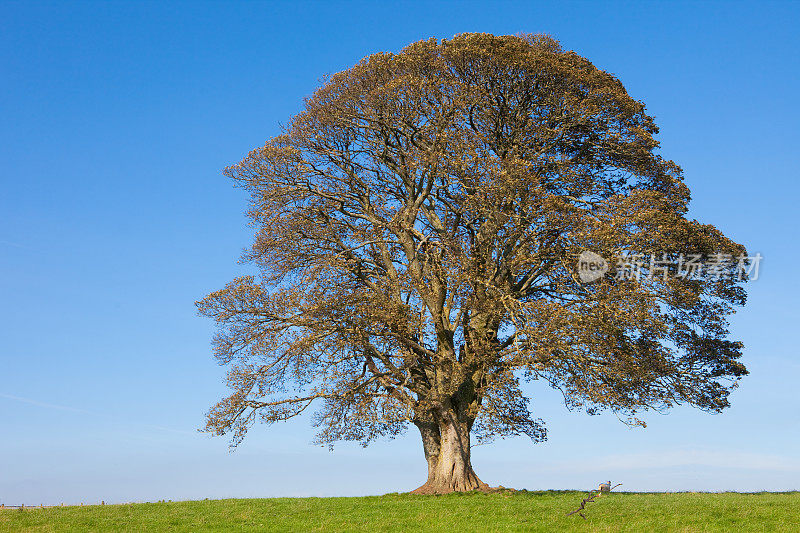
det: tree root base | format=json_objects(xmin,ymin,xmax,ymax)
[{"xmin": 409, "ymin": 480, "xmax": 501, "ymax": 495}]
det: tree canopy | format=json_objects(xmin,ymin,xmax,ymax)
[{"xmin": 198, "ymin": 33, "xmax": 748, "ymax": 493}]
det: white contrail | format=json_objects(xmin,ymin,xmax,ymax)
[
  {"xmin": 0, "ymin": 393, "xmax": 90, "ymax": 413},
  {"xmin": 0, "ymin": 240, "xmax": 32, "ymax": 250},
  {"xmin": 0, "ymin": 392, "xmax": 196, "ymax": 436}
]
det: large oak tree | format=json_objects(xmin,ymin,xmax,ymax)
[{"xmin": 198, "ymin": 34, "xmax": 749, "ymax": 494}]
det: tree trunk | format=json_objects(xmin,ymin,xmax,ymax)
[{"xmin": 411, "ymin": 409, "xmax": 489, "ymax": 494}]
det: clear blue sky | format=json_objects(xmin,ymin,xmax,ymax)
[{"xmin": 1, "ymin": 1, "xmax": 798, "ymax": 505}]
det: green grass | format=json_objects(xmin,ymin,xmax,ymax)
[{"xmin": 2, "ymin": 491, "xmax": 799, "ymax": 532}]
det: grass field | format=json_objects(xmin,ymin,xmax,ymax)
[{"xmin": 2, "ymin": 491, "xmax": 798, "ymax": 532}]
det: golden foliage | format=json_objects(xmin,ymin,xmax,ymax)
[{"xmin": 198, "ymin": 34, "xmax": 748, "ymax": 455}]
